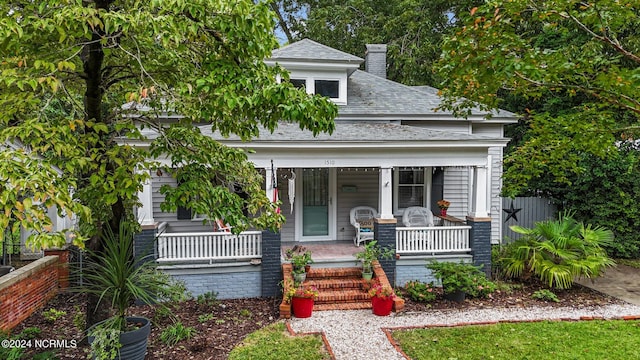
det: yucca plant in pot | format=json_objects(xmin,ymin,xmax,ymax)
[{"xmin": 83, "ymin": 221, "xmax": 184, "ymax": 360}]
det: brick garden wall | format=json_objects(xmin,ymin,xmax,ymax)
[{"xmin": 0, "ymin": 256, "xmax": 60, "ymax": 332}]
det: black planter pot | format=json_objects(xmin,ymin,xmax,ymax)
[
  {"xmin": 88, "ymin": 316, "xmax": 151, "ymax": 360},
  {"xmin": 444, "ymin": 290, "xmax": 466, "ymax": 303},
  {"xmin": 0, "ymin": 266, "xmax": 14, "ymax": 276}
]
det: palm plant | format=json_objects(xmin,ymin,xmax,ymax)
[
  {"xmin": 83, "ymin": 220, "xmax": 185, "ymax": 360},
  {"xmin": 500, "ymin": 211, "xmax": 615, "ymax": 289}
]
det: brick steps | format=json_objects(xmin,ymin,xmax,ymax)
[{"xmin": 280, "ymin": 262, "xmax": 404, "ymax": 318}]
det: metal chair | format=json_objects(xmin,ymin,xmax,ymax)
[{"xmin": 350, "ymin": 206, "xmax": 378, "ymax": 247}]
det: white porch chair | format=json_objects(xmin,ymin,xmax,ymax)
[
  {"xmin": 402, "ymin": 206, "xmax": 435, "ymax": 227},
  {"xmin": 350, "ymin": 206, "xmax": 378, "ymax": 247}
]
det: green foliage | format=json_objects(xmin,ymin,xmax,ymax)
[
  {"xmin": 438, "ymin": 1, "xmax": 640, "ymax": 197},
  {"xmin": 160, "ymin": 322, "xmax": 196, "ymax": 346},
  {"xmin": 42, "ymin": 308, "xmax": 67, "ymax": 323},
  {"xmin": 31, "ymin": 351, "xmax": 59, "ymax": 360},
  {"xmin": 72, "ymin": 306, "xmax": 85, "ymax": 331},
  {"xmin": 78, "ymin": 222, "xmax": 183, "ymax": 331},
  {"xmin": 228, "ymin": 322, "xmax": 330, "ymax": 360},
  {"xmin": 561, "ymin": 143, "xmax": 640, "ymax": 258},
  {"xmin": 276, "ymin": 0, "xmax": 478, "ymax": 87},
  {"xmin": 239, "ymin": 309, "xmax": 252, "ymax": 318},
  {"xmin": 196, "ymin": 291, "xmax": 219, "ymax": 306},
  {"xmin": 427, "ymin": 261, "xmax": 492, "ymax": 296},
  {"xmin": 198, "ymin": 313, "xmax": 215, "ymax": 323},
  {"xmin": 500, "ymin": 212, "xmax": 615, "ymax": 289},
  {"xmin": 17, "ymin": 326, "xmax": 41, "ymax": 340},
  {"xmin": 404, "ymin": 280, "xmax": 437, "ymax": 303},
  {"xmin": 285, "ymin": 246, "xmax": 313, "ymax": 274},
  {"xmin": 393, "ymin": 320, "xmax": 640, "ymax": 360},
  {"xmin": 532, "ymin": 289, "xmax": 560, "ymax": 303},
  {"xmin": 0, "ymin": 0, "xmax": 337, "ymax": 250},
  {"xmin": 354, "ymin": 240, "xmax": 394, "ymax": 272},
  {"xmin": 89, "ymin": 322, "xmax": 122, "ymax": 360}
]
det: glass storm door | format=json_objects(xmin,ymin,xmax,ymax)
[{"xmin": 298, "ymin": 168, "xmax": 335, "ymax": 240}]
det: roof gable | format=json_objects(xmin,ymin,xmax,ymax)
[{"xmin": 270, "ymin": 39, "xmax": 364, "ymax": 64}]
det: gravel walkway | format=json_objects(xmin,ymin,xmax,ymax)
[{"xmin": 288, "ymin": 304, "xmax": 640, "ymax": 360}]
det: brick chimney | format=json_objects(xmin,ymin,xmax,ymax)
[{"xmin": 365, "ymin": 44, "xmax": 387, "ymax": 79}]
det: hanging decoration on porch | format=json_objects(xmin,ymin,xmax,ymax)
[
  {"xmin": 288, "ymin": 171, "xmax": 296, "ymax": 214},
  {"xmin": 503, "ymin": 200, "xmax": 522, "ymax": 222},
  {"xmin": 271, "ymin": 160, "xmax": 280, "ymax": 214}
]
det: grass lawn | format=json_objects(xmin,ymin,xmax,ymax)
[
  {"xmin": 392, "ymin": 320, "xmax": 640, "ymax": 360},
  {"xmin": 228, "ymin": 322, "xmax": 330, "ymax": 360}
]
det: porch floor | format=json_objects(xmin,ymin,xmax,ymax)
[{"xmin": 281, "ymin": 241, "xmax": 364, "ymax": 262}]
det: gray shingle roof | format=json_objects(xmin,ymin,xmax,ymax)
[
  {"xmin": 200, "ymin": 122, "xmax": 505, "ymax": 143},
  {"xmin": 340, "ymin": 71, "xmax": 517, "ymax": 119},
  {"xmin": 270, "ymin": 39, "xmax": 364, "ymax": 64}
]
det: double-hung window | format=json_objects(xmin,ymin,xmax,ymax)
[{"xmin": 393, "ymin": 167, "xmax": 431, "ymax": 214}]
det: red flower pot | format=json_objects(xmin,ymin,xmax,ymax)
[
  {"xmin": 371, "ymin": 296, "xmax": 393, "ymax": 316},
  {"xmin": 291, "ymin": 297, "xmax": 314, "ymax": 318},
  {"xmin": 440, "ymin": 208, "xmax": 447, "ymax": 216}
]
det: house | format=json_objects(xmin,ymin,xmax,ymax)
[{"xmin": 133, "ymin": 39, "xmax": 517, "ymax": 299}]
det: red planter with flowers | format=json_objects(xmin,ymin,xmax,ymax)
[
  {"xmin": 291, "ymin": 297, "xmax": 315, "ymax": 318},
  {"xmin": 285, "ymin": 284, "xmax": 319, "ymax": 318},
  {"xmin": 368, "ymin": 280, "xmax": 396, "ymax": 316},
  {"xmin": 371, "ymin": 296, "xmax": 393, "ymax": 316}
]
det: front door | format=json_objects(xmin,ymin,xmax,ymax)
[{"xmin": 296, "ymin": 168, "xmax": 336, "ymax": 241}]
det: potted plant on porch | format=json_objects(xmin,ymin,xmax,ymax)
[
  {"xmin": 355, "ymin": 240, "xmax": 394, "ymax": 280},
  {"xmin": 285, "ymin": 245, "xmax": 313, "ymax": 283},
  {"xmin": 368, "ymin": 279, "xmax": 396, "ymax": 316},
  {"xmin": 83, "ymin": 221, "xmax": 185, "ymax": 360},
  {"xmin": 284, "ymin": 281, "xmax": 319, "ymax": 318},
  {"xmin": 427, "ymin": 261, "xmax": 483, "ymax": 302}
]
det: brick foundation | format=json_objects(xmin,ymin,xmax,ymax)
[{"xmin": 0, "ymin": 256, "xmax": 60, "ymax": 332}]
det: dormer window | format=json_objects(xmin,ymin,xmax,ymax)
[
  {"xmin": 286, "ymin": 76, "xmax": 346, "ymax": 104},
  {"xmin": 314, "ymin": 80, "xmax": 339, "ymax": 98}
]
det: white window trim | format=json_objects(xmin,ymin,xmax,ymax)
[{"xmin": 393, "ymin": 167, "xmax": 432, "ymax": 216}]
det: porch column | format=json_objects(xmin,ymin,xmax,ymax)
[
  {"xmin": 378, "ymin": 166, "xmax": 394, "ymax": 219},
  {"xmin": 470, "ymin": 161, "xmax": 489, "ymax": 218},
  {"xmin": 133, "ymin": 223, "xmax": 159, "ymax": 265},
  {"xmin": 374, "ymin": 218, "xmax": 397, "ymax": 286},
  {"xmin": 136, "ymin": 169, "xmax": 155, "ymax": 226}
]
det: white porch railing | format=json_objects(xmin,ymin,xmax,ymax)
[
  {"xmin": 157, "ymin": 231, "xmax": 262, "ymax": 263},
  {"xmin": 396, "ymin": 226, "xmax": 471, "ymax": 255}
]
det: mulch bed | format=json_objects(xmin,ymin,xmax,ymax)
[{"xmin": 10, "ymin": 280, "xmax": 622, "ymax": 360}]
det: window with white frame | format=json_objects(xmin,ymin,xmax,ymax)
[
  {"xmin": 284, "ymin": 75, "xmax": 346, "ymax": 103},
  {"xmin": 393, "ymin": 167, "xmax": 432, "ymax": 214}
]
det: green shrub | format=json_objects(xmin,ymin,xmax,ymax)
[
  {"xmin": 562, "ymin": 143, "xmax": 640, "ymax": 259},
  {"xmin": 427, "ymin": 261, "xmax": 493, "ymax": 297},
  {"xmin": 198, "ymin": 313, "xmax": 215, "ymax": 323},
  {"xmin": 196, "ymin": 291, "xmax": 219, "ymax": 306},
  {"xmin": 404, "ymin": 280, "xmax": 437, "ymax": 303},
  {"xmin": 532, "ymin": 289, "xmax": 560, "ymax": 302},
  {"xmin": 160, "ymin": 322, "xmax": 196, "ymax": 346},
  {"xmin": 42, "ymin": 308, "xmax": 66, "ymax": 323},
  {"xmin": 501, "ymin": 211, "xmax": 615, "ymax": 289}
]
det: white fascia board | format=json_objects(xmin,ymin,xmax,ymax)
[{"xmin": 337, "ymin": 114, "xmax": 518, "ymax": 123}]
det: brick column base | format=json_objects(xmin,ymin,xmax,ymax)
[
  {"xmin": 374, "ymin": 218, "xmax": 397, "ymax": 287},
  {"xmin": 467, "ymin": 216, "xmax": 492, "ymax": 278},
  {"xmin": 261, "ymin": 230, "xmax": 282, "ymax": 298}
]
